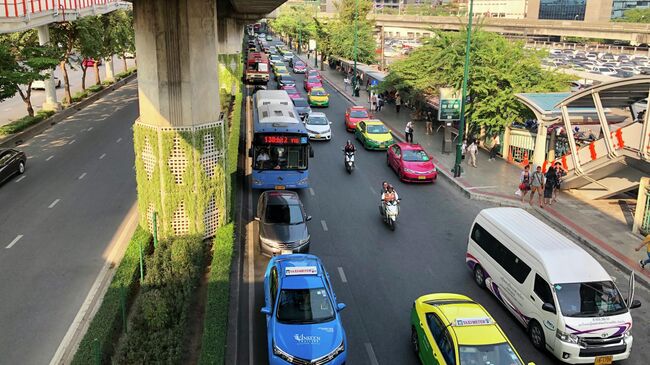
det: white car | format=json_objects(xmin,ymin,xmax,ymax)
[
  {"xmin": 591, "ymin": 66, "xmax": 617, "ymax": 76},
  {"xmin": 32, "ymin": 77, "xmax": 61, "ymax": 90},
  {"xmin": 304, "ymin": 112, "xmax": 331, "ymax": 141}
]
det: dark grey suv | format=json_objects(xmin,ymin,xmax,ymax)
[{"xmin": 255, "ymin": 190, "xmax": 311, "ymax": 256}]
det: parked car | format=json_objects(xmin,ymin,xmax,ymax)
[
  {"xmin": 591, "ymin": 66, "xmax": 617, "ymax": 76},
  {"xmin": 262, "ymin": 254, "xmax": 347, "ymax": 365},
  {"xmin": 255, "ymin": 190, "xmax": 311, "ymax": 256},
  {"xmin": 82, "ymin": 58, "xmax": 102, "ymax": 67},
  {"xmin": 344, "ymin": 106, "xmax": 370, "ymax": 131},
  {"xmin": 387, "ymin": 143, "xmax": 437, "ymax": 183},
  {"xmin": 304, "ymin": 112, "xmax": 331, "ymax": 140},
  {"xmin": 0, "ymin": 148, "xmax": 26, "ymax": 184},
  {"xmin": 32, "ymin": 77, "xmax": 62, "ymax": 90}
]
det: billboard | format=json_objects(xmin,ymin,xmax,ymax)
[{"xmin": 438, "ymin": 87, "xmax": 461, "ymax": 122}]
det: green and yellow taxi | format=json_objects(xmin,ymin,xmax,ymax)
[
  {"xmin": 273, "ymin": 65, "xmax": 289, "ymax": 80},
  {"xmin": 354, "ymin": 119, "xmax": 394, "ymax": 150},
  {"xmin": 307, "ymin": 87, "xmax": 330, "ymax": 107},
  {"xmin": 411, "ymin": 293, "xmax": 533, "ymax": 365}
]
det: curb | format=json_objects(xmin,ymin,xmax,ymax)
[
  {"xmin": 0, "ymin": 72, "xmax": 138, "ymax": 149},
  {"xmin": 314, "ymin": 59, "xmax": 650, "ymax": 290}
]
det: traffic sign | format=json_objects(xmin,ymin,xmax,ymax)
[{"xmin": 438, "ymin": 87, "xmax": 461, "ymax": 121}]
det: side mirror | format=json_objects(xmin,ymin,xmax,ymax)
[
  {"xmin": 337, "ymin": 303, "xmax": 347, "ymax": 312},
  {"xmin": 261, "ymin": 307, "xmax": 271, "ymax": 315},
  {"xmin": 254, "ymin": 216, "xmax": 260, "ymax": 221},
  {"xmin": 306, "ymin": 215, "xmax": 312, "ymax": 221},
  {"xmin": 542, "ymin": 302, "xmax": 556, "ymax": 313},
  {"xmin": 629, "ymin": 299, "xmax": 642, "ymax": 309}
]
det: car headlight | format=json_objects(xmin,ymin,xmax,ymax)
[
  {"xmin": 623, "ymin": 330, "xmax": 632, "ymax": 338},
  {"xmin": 273, "ymin": 342, "xmax": 295, "ymax": 363},
  {"xmin": 297, "ymin": 178, "xmax": 308, "ymax": 185},
  {"xmin": 320, "ymin": 341, "xmax": 345, "ymax": 362},
  {"xmin": 556, "ymin": 329, "xmax": 579, "ymax": 344},
  {"xmin": 403, "ymin": 168, "xmax": 416, "ymax": 173},
  {"xmin": 297, "ymin": 236, "xmax": 310, "ymax": 245}
]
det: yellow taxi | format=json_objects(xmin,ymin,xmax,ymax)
[
  {"xmin": 410, "ymin": 293, "xmax": 534, "ymax": 365},
  {"xmin": 273, "ymin": 65, "xmax": 289, "ymax": 80},
  {"xmin": 354, "ymin": 119, "xmax": 394, "ymax": 150},
  {"xmin": 307, "ymin": 87, "xmax": 330, "ymax": 107}
]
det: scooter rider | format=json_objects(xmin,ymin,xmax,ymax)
[
  {"xmin": 344, "ymin": 140, "xmax": 356, "ymax": 154},
  {"xmin": 381, "ymin": 184, "xmax": 399, "ymax": 215}
]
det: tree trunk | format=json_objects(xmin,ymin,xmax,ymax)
[
  {"xmin": 122, "ymin": 54, "xmax": 128, "ymax": 71},
  {"xmin": 93, "ymin": 62, "xmax": 101, "ymax": 85},
  {"xmin": 60, "ymin": 61, "xmax": 72, "ymax": 104},
  {"xmin": 81, "ymin": 66, "xmax": 87, "ymax": 90},
  {"xmin": 17, "ymin": 86, "xmax": 34, "ymax": 117},
  {"xmin": 320, "ymin": 53, "xmax": 325, "ymax": 71}
]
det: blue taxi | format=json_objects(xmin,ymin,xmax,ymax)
[{"xmin": 262, "ymin": 254, "xmax": 347, "ymax": 365}]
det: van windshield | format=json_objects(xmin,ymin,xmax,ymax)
[{"xmin": 554, "ymin": 281, "xmax": 627, "ymax": 317}]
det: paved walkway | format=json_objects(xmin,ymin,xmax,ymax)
[{"xmin": 297, "ymin": 52, "xmax": 650, "ymax": 286}]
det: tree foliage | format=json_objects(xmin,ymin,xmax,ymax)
[
  {"xmin": 73, "ymin": 16, "xmax": 103, "ymax": 89},
  {"xmin": 617, "ymin": 7, "xmax": 650, "ymax": 23},
  {"xmin": 383, "ymin": 28, "xmax": 572, "ymax": 132}
]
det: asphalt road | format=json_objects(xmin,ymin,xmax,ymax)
[
  {"xmin": 0, "ymin": 57, "xmax": 136, "ymax": 127},
  {"xmin": 0, "ymin": 81, "xmax": 138, "ymax": 364},
  {"xmin": 237, "ymin": 43, "xmax": 650, "ymax": 365}
]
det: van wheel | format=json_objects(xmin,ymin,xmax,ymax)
[
  {"xmin": 411, "ymin": 327, "xmax": 420, "ymax": 355},
  {"xmin": 528, "ymin": 321, "xmax": 546, "ymax": 350},
  {"xmin": 473, "ymin": 265, "xmax": 486, "ymax": 288}
]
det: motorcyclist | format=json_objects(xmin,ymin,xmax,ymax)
[
  {"xmin": 381, "ymin": 184, "xmax": 399, "ymax": 216},
  {"xmin": 344, "ymin": 140, "xmax": 356, "ymax": 153}
]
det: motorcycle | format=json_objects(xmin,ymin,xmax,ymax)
[
  {"xmin": 379, "ymin": 198, "xmax": 400, "ymax": 231},
  {"xmin": 344, "ymin": 151, "xmax": 355, "ymax": 174}
]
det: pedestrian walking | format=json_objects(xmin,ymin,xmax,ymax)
[
  {"xmin": 377, "ymin": 95, "xmax": 384, "ymax": 112},
  {"xmin": 353, "ymin": 82, "xmax": 360, "ymax": 97},
  {"xmin": 553, "ymin": 162, "xmax": 564, "ymax": 203},
  {"xmin": 529, "ymin": 165, "xmax": 545, "ymax": 208},
  {"xmin": 405, "ymin": 121, "xmax": 414, "ymax": 143},
  {"xmin": 467, "ymin": 140, "xmax": 478, "ymax": 167},
  {"xmin": 461, "ymin": 139, "xmax": 467, "ymax": 161},
  {"xmin": 425, "ymin": 111, "xmax": 434, "ymax": 135},
  {"xmin": 489, "ymin": 133, "xmax": 500, "ymax": 161},
  {"xmin": 543, "ymin": 166, "xmax": 557, "ymax": 206},
  {"xmin": 395, "ymin": 95, "xmax": 402, "ymax": 113},
  {"xmin": 343, "ymin": 75, "xmax": 350, "ymax": 92},
  {"xmin": 518, "ymin": 165, "xmax": 531, "ymax": 203},
  {"xmin": 636, "ymin": 234, "xmax": 650, "ymax": 269},
  {"xmin": 371, "ymin": 94, "xmax": 377, "ymax": 112}
]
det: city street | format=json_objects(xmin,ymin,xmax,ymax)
[
  {"xmin": 0, "ymin": 81, "xmax": 138, "ymax": 364},
  {"xmin": 0, "ymin": 57, "xmax": 136, "ymax": 127},
  {"xmin": 236, "ymin": 48, "xmax": 650, "ymax": 365}
]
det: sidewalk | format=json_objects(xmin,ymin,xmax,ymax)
[{"xmin": 299, "ymin": 53, "xmax": 650, "ymax": 287}]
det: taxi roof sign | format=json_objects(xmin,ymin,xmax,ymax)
[
  {"xmin": 453, "ymin": 317, "xmax": 493, "ymax": 327},
  {"xmin": 285, "ymin": 266, "xmax": 318, "ymax": 276}
]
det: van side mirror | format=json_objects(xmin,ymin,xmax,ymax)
[
  {"xmin": 542, "ymin": 303, "xmax": 556, "ymax": 314},
  {"xmin": 628, "ymin": 299, "xmax": 641, "ymax": 309},
  {"xmin": 337, "ymin": 303, "xmax": 347, "ymax": 312},
  {"xmin": 306, "ymin": 215, "xmax": 312, "ymax": 221},
  {"xmin": 261, "ymin": 307, "xmax": 271, "ymax": 315},
  {"xmin": 254, "ymin": 216, "xmax": 260, "ymax": 221}
]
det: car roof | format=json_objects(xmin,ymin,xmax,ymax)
[
  {"xmin": 310, "ymin": 87, "xmax": 326, "ymax": 92},
  {"xmin": 263, "ymin": 190, "xmax": 300, "ymax": 205},
  {"xmin": 363, "ymin": 119, "xmax": 385, "ymax": 126},
  {"xmin": 307, "ymin": 77, "xmax": 321, "ymax": 81},
  {"xmin": 274, "ymin": 254, "xmax": 325, "ymax": 288},
  {"xmin": 478, "ymin": 208, "xmax": 611, "ymax": 283},
  {"xmin": 349, "ymin": 106, "xmax": 367, "ymax": 110},
  {"xmin": 396, "ymin": 142, "xmax": 424, "ymax": 151}
]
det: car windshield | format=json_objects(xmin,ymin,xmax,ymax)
[
  {"xmin": 295, "ymin": 62, "xmax": 305, "ymax": 67},
  {"xmin": 293, "ymin": 99, "xmax": 308, "ymax": 107},
  {"xmin": 281, "ymin": 76, "xmax": 294, "ymax": 82},
  {"xmin": 264, "ymin": 203, "xmax": 304, "ymax": 224},
  {"xmin": 459, "ymin": 343, "xmax": 523, "ymax": 365},
  {"xmin": 350, "ymin": 110, "xmax": 368, "ymax": 118},
  {"xmin": 402, "ymin": 149, "xmax": 430, "ymax": 162},
  {"xmin": 307, "ymin": 78, "xmax": 321, "ymax": 84},
  {"xmin": 311, "ymin": 89, "xmax": 327, "ymax": 96},
  {"xmin": 367, "ymin": 125, "xmax": 389, "ymax": 134},
  {"xmin": 276, "ymin": 288, "xmax": 335, "ymax": 324},
  {"xmin": 285, "ymin": 88, "xmax": 298, "ymax": 94},
  {"xmin": 554, "ymin": 281, "xmax": 627, "ymax": 317},
  {"xmin": 308, "ymin": 116, "xmax": 328, "ymax": 125}
]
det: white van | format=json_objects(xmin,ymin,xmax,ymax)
[{"xmin": 466, "ymin": 208, "xmax": 640, "ymax": 364}]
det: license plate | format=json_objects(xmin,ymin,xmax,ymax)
[
  {"xmin": 418, "ymin": 176, "xmax": 426, "ymax": 180},
  {"xmin": 281, "ymin": 249, "xmax": 293, "ymax": 255},
  {"xmin": 595, "ymin": 355, "xmax": 613, "ymax": 365},
  {"xmin": 315, "ymin": 134, "xmax": 321, "ymax": 138},
  {"xmin": 274, "ymin": 185, "xmax": 285, "ymax": 190}
]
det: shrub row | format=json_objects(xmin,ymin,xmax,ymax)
[
  {"xmin": 71, "ymin": 226, "xmax": 151, "ymax": 365},
  {"xmin": 198, "ymin": 223, "xmax": 235, "ymax": 365},
  {"xmin": 0, "ymin": 109, "xmax": 55, "ymax": 136},
  {"xmin": 112, "ymin": 234, "xmax": 205, "ymax": 364}
]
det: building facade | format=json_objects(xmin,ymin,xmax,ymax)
[
  {"xmin": 526, "ymin": 0, "xmax": 650, "ymax": 21},
  {"xmin": 611, "ymin": 0, "xmax": 650, "ymax": 18},
  {"xmin": 472, "ymin": 0, "xmax": 528, "ymax": 19}
]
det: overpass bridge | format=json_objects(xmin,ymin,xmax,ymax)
[{"xmin": 319, "ymin": 13, "xmax": 650, "ymax": 44}]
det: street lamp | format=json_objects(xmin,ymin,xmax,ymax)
[
  {"xmin": 453, "ymin": 0, "xmax": 474, "ymax": 177},
  {"xmin": 352, "ymin": 0, "xmax": 359, "ymax": 96}
]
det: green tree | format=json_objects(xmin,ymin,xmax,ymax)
[
  {"xmin": 73, "ymin": 16, "xmax": 103, "ymax": 90},
  {"xmin": 383, "ymin": 29, "xmax": 572, "ymax": 133},
  {"xmin": 617, "ymin": 7, "xmax": 650, "ymax": 23},
  {"xmin": 269, "ymin": 4, "xmax": 316, "ymax": 51},
  {"xmin": 50, "ymin": 22, "xmax": 79, "ymax": 104},
  {"xmin": 329, "ymin": 0, "xmax": 376, "ymax": 63},
  {"xmin": 110, "ymin": 9, "xmax": 135, "ymax": 71},
  {"xmin": 0, "ymin": 31, "xmax": 59, "ymax": 116}
]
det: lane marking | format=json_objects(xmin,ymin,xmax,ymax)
[
  {"xmin": 68, "ymin": 139, "xmax": 76, "ymax": 145},
  {"xmin": 15, "ymin": 176, "xmax": 26, "ymax": 183},
  {"xmin": 99, "ymin": 153, "xmax": 106, "ymax": 160},
  {"xmin": 465, "ymin": 185, "xmax": 498, "ymax": 190},
  {"xmin": 369, "ymin": 186, "xmax": 377, "ymax": 195},
  {"xmin": 46, "ymin": 155, "xmax": 54, "ymax": 161},
  {"xmin": 49, "ymin": 199, "xmax": 61, "ymax": 208},
  {"xmin": 87, "ymin": 127, "xmax": 93, "ymax": 131},
  {"xmin": 116, "ymin": 137, "xmax": 122, "ymax": 143},
  {"xmin": 6, "ymin": 235, "xmax": 23, "ymax": 249},
  {"xmin": 321, "ymin": 220, "xmax": 328, "ymax": 231},
  {"xmin": 365, "ymin": 342, "xmax": 380, "ymax": 365},
  {"xmin": 78, "ymin": 172, "xmax": 87, "ymax": 180},
  {"xmin": 337, "ymin": 267, "xmax": 348, "ymax": 283},
  {"xmin": 309, "ymin": 188, "xmax": 315, "ymax": 196}
]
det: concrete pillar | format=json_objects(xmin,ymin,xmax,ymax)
[
  {"xmin": 133, "ymin": 0, "xmax": 225, "ymax": 238},
  {"xmin": 36, "ymin": 25, "xmax": 60, "ymax": 111},
  {"xmin": 548, "ymin": 129, "xmax": 556, "ymax": 161},
  {"xmin": 105, "ymin": 55, "xmax": 115, "ymax": 82},
  {"xmin": 532, "ymin": 121, "xmax": 548, "ymax": 167},
  {"xmin": 562, "ymin": 105, "xmax": 583, "ymax": 174},
  {"xmin": 592, "ymin": 92, "xmax": 617, "ymax": 159}
]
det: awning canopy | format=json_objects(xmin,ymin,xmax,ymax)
[
  {"xmin": 515, "ymin": 92, "xmax": 607, "ymax": 125},
  {"xmin": 555, "ymin": 76, "xmax": 650, "ymax": 109}
]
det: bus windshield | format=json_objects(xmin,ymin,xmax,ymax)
[{"xmin": 254, "ymin": 145, "xmax": 308, "ymax": 170}]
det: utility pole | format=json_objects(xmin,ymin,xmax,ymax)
[
  {"xmin": 453, "ymin": 0, "xmax": 474, "ymax": 178},
  {"xmin": 352, "ymin": 0, "xmax": 359, "ymax": 96},
  {"xmin": 380, "ymin": 25, "xmax": 385, "ymax": 71}
]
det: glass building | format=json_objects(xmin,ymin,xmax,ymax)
[
  {"xmin": 538, "ymin": 0, "xmax": 587, "ymax": 20},
  {"xmin": 611, "ymin": 0, "xmax": 650, "ymax": 18}
]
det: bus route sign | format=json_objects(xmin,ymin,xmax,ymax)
[{"xmin": 438, "ymin": 88, "xmax": 461, "ymax": 122}]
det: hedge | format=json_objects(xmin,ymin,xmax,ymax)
[
  {"xmin": 71, "ymin": 226, "xmax": 151, "ymax": 365},
  {"xmin": 197, "ymin": 224, "xmax": 235, "ymax": 365},
  {"xmin": 0, "ymin": 110, "xmax": 55, "ymax": 136}
]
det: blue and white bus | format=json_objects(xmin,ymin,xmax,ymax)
[{"xmin": 250, "ymin": 90, "xmax": 312, "ymax": 189}]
